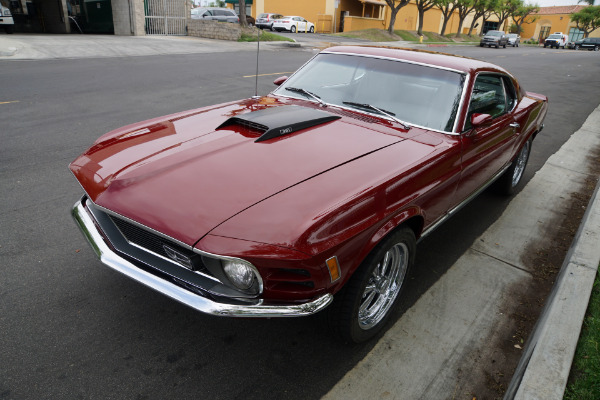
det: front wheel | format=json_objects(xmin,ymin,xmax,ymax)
[
  {"xmin": 595, "ymin": 46, "xmax": 599, "ymax": 51},
  {"xmin": 575, "ymin": 45, "xmax": 580, "ymax": 50},
  {"xmin": 494, "ymin": 138, "xmax": 532, "ymax": 195},
  {"xmin": 329, "ymin": 227, "xmax": 415, "ymax": 343},
  {"xmin": 309, "ymin": 26, "xmax": 314, "ymax": 33},
  {"xmin": 290, "ymin": 25, "xmax": 296, "ymax": 33},
  {"xmin": 270, "ymin": 24, "xmax": 275, "ymax": 32}
]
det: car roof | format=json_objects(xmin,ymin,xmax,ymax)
[{"xmin": 323, "ymin": 46, "xmax": 509, "ymax": 75}]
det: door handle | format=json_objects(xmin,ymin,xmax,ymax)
[{"xmin": 509, "ymin": 122, "xmax": 520, "ymax": 129}]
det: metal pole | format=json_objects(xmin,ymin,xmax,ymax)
[{"xmin": 254, "ymin": 28, "xmax": 260, "ymax": 98}]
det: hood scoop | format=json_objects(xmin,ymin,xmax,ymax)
[{"xmin": 216, "ymin": 105, "xmax": 341, "ymax": 142}]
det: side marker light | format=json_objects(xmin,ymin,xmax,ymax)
[{"xmin": 326, "ymin": 256, "xmax": 341, "ymax": 282}]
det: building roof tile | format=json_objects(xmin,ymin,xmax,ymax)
[{"xmin": 535, "ymin": 5, "xmax": 587, "ymax": 15}]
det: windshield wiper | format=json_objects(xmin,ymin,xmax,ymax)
[
  {"xmin": 342, "ymin": 101, "xmax": 408, "ymax": 129},
  {"xmin": 285, "ymin": 87, "xmax": 327, "ymax": 107}
]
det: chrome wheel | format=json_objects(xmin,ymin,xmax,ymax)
[
  {"xmin": 511, "ymin": 140, "xmax": 530, "ymax": 187},
  {"xmin": 358, "ymin": 243, "xmax": 408, "ymax": 330}
]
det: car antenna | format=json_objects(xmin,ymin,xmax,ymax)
[{"xmin": 252, "ymin": 28, "xmax": 260, "ymax": 99}]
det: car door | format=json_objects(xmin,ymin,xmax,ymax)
[{"xmin": 457, "ymin": 73, "xmax": 520, "ymax": 201}]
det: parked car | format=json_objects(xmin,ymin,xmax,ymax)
[
  {"xmin": 567, "ymin": 39, "xmax": 583, "ymax": 49},
  {"xmin": 190, "ymin": 7, "xmax": 239, "ymax": 23},
  {"xmin": 272, "ymin": 16, "xmax": 315, "ymax": 33},
  {"xmin": 255, "ymin": 13, "xmax": 283, "ymax": 30},
  {"xmin": 579, "ymin": 37, "xmax": 600, "ymax": 51},
  {"xmin": 0, "ymin": 0, "xmax": 14, "ymax": 34},
  {"xmin": 70, "ymin": 46, "xmax": 547, "ymax": 343},
  {"xmin": 244, "ymin": 15, "xmax": 255, "ymax": 26},
  {"xmin": 506, "ymin": 33, "xmax": 520, "ymax": 47},
  {"xmin": 480, "ymin": 30, "xmax": 508, "ymax": 48},
  {"xmin": 544, "ymin": 32, "xmax": 568, "ymax": 48}
]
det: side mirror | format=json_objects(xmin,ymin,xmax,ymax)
[
  {"xmin": 273, "ymin": 76, "xmax": 288, "ymax": 86},
  {"xmin": 471, "ymin": 113, "xmax": 493, "ymax": 127}
]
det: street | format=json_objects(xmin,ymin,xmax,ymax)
[{"xmin": 1, "ymin": 42, "xmax": 599, "ymax": 399}]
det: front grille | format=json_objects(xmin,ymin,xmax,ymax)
[{"xmin": 109, "ymin": 215, "xmax": 208, "ymax": 273}]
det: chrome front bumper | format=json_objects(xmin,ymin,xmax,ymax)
[{"xmin": 71, "ymin": 198, "xmax": 333, "ymax": 317}]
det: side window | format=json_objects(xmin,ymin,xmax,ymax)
[
  {"xmin": 502, "ymin": 76, "xmax": 517, "ymax": 111},
  {"xmin": 464, "ymin": 75, "xmax": 507, "ymax": 130}
]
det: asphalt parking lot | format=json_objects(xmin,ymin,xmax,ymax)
[{"xmin": 1, "ymin": 35, "xmax": 599, "ymax": 399}]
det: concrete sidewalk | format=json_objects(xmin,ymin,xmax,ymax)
[
  {"xmin": 323, "ymin": 107, "xmax": 600, "ymax": 399},
  {"xmin": 0, "ymin": 34, "xmax": 262, "ymax": 60}
]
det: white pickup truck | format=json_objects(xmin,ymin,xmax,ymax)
[
  {"xmin": 544, "ymin": 32, "xmax": 568, "ymax": 49},
  {"xmin": 0, "ymin": 0, "xmax": 14, "ymax": 34}
]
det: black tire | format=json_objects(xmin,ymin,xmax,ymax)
[
  {"xmin": 309, "ymin": 26, "xmax": 314, "ymax": 33},
  {"xmin": 329, "ymin": 226, "xmax": 415, "ymax": 343},
  {"xmin": 595, "ymin": 46, "xmax": 599, "ymax": 51},
  {"xmin": 290, "ymin": 25, "xmax": 296, "ymax": 33},
  {"xmin": 480, "ymin": 43, "xmax": 484, "ymax": 47},
  {"xmin": 494, "ymin": 137, "xmax": 532, "ymax": 195},
  {"xmin": 5, "ymin": 25, "xmax": 14, "ymax": 34},
  {"xmin": 543, "ymin": 44, "xmax": 547, "ymax": 48},
  {"xmin": 270, "ymin": 24, "xmax": 275, "ymax": 32},
  {"xmin": 496, "ymin": 44, "xmax": 499, "ymax": 48},
  {"xmin": 503, "ymin": 43, "xmax": 507, "ymax": 48},
  {"xmin": 575, "ymin": 45, "xmax": 580, "ymax": 50}
]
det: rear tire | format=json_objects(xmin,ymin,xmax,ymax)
[
  {"xmin": 290, "ymin": 26, "xmax": 296, "ymax": 33},
  {"xmin": 329, "ymin": 227, "xmax": 415, "ymax": 343},
  {"xmin": 494, "ymin": 138, "xmax": 532, "ymax": 195}
]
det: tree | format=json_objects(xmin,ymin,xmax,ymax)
[
  {"xmin": 415, "ymin": 0, "xmax": 437, "ymax": 36},
  {"xmin": 435, "ymin": 0, "xmax": 458, "ymax": 36},
  {"xmin": 383, "ymin": 0, "xmax": 412, "ymax": 34},
  {"xmin": 512, "ymin": 3, "xmax": 539, "ymax": 34},
  {"xmin": 467, "ymin": 0, "xmax": 497, "ymax": 36},
  {"xmin": 239, "ymin": 0, "xmax": 247, "ymax": 27},
  {"xmin": 578, "ymin": 0, "xmax": 595, "ymax": 5},
  {"xmin": 571, "ymin": 6, "xmax": 600, "ymax": 37},
  {"xmin": 492, "ymin": 0, "xmax": 520, "ymax": 31},
  {"xmin": 454, "ymin": 0, "xmax": 476, "ymax": 37}
]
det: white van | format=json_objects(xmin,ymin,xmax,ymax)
[{"xmin": 0, "ymin": 0, "xmax": 14, "ymax": 34}]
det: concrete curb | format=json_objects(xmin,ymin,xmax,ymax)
[{"xmin": 506, "ymin": 107, "xmax": 600, "ymax": 399}]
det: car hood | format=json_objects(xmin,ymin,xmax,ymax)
[{"xmin": 70, "ymin": 97, "xmax": 412, "ymax": 246}]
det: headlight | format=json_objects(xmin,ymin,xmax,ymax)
[{"xmin": 223, "ymin": 259, "xmax": 258, "ymax": 291}]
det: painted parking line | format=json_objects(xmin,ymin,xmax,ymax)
[
  {"xmin": 243, "ymin": 72, "xmax": 294, "ymax": 78},
  {"xmin": 0, "ymin": 100, "xmax": 19, "ymax": 105}
]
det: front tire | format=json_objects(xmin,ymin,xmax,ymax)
[
  {"xmin": 309, "ymin": 26, "xmax": 314, "ymax": 33},
  {"xmin": 290, "ymin": 25, "xmax": 296, "ymax": 33},
  {"xmin": 494, "ymin": 138, "xmax": 532, "ymax": 195},
  {"xmin": 329, "ymin": 227, "xmax": 415, "ymax": 343},
  {"xmin": 270, "ymin": 24, "xmax": 275, "ymax": 32},
  {"xmin": 575, "ymin": 44, "xmax": 580, "ymax": 50}
]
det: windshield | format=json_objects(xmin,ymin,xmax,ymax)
[
  {"xmin": 486, "ymin": 31, "xmax": 502, "ymax": 36},
  {"xmin": 273, "ymin": 53, "xmax": 465, "ymax": 132},
  {"xmin": 548, "ymin": 34, "xmax": 562, "ymax": 39}
]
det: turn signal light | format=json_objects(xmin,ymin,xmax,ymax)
[{"xmin": 326, "ymin": 256, "xmax": 341, "ymax": 282}]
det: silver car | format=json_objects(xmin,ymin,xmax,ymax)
[
  {"xmin": 191, "ymin": 7, "xmax": 239, "ymax": 23},
  {"xmin": 506, "ymin": 34, "xmax": 520, "ymax": 47},
  {"xmin": 256, "ymin": 13, "xmax": 283, "ymax": 30}
]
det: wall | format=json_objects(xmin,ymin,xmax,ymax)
[
  {"xmin": 343, "ymin": 16, "xmax": 386, "ymax": 32},
  {"xmin": 261, "ymin": 0, "xmax": 328, "ymax": 27},
  {"xmin": 112, "ymin": 0, "xmax": 145, "ymax": 35},
  {"xmin": 187, "ymin": 18, "xmax": 241, "ymax": 40}
]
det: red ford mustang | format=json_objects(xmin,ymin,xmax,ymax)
[{"xmin": 70, "ymin": 46, "xmax": 547, "ymax": 342}]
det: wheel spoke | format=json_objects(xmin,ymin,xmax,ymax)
[{"xmin": 359, "ymin": 291, "xmax": 377, "ymax": 315}]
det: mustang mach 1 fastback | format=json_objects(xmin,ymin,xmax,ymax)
[{"xmin": 70, "ymin": 46, "xmax": 547, "ymax": 342}]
